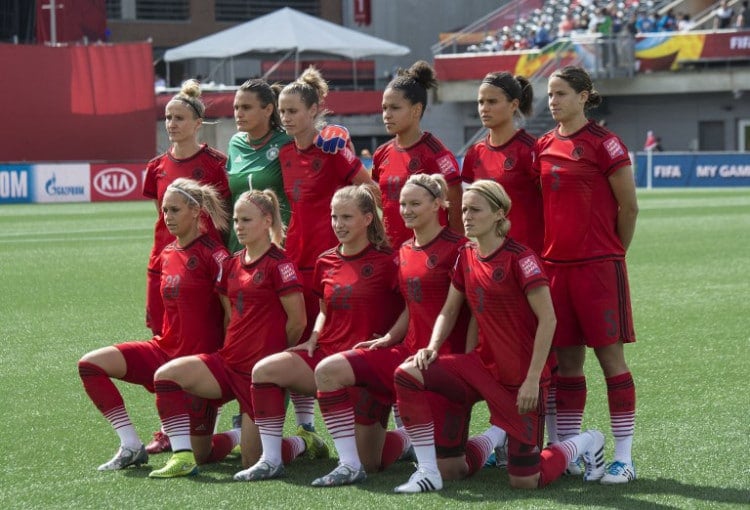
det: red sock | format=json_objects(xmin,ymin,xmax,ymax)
[
  {"xmin": 607, "ymin": 371, "xmax": 635, "ymax": 460},
  {"xmin": 380, "ymin": 429, "xmax": 409, "ymax": 471},
  {"xmin": 394, "ymin": 369, "xmax": 432, "ymax": 445},
  {"xmin": 555, "ymin": 375, "xmax": 587, "ymax": 440},
  {"xmin": 252, "ymin": 382, "xmax": 286, "ymax": 421},
  {"xmin": 538, "ymin": 445, "xmax": 568, "ymax": 487},
  {"xmin": 281, "ymin": 437, "xmax": 305, "ymax": 464},
  {"xmin": 203, "ymin": 432, "xmax": 234, "ymax": 464},
  {"xmin": 465, "ymin": 434, "xmax": 493, "ymax": 476},
  {"xmin": 78, "ymin": 360, "xmax": 124, "ymax": 415},
  {"xmin": 154, "ymin": 379, "xmax": 191, "ymax": 448},
  {"xmin": 317, "ymin": 388, "xmax": 354, "ymax": 441}
]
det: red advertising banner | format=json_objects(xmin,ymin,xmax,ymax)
[
  {"xmin": 36, "ymin": 0, "xmax": 106, "ymax": 44},
  {"xmin": 354, "ymin": 0, "xmax": 371, "ymax": 26},
  {"xmin": 90, "ymin": 163, "xmax": 148, "ymax": 202}
]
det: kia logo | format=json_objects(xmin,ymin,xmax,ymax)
[{"xmin": 94, "ymin": 168, "xmax": 137, "ymax": 197}]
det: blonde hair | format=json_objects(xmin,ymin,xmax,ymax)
[
  {"xmin": 403, "ymin": 173, "xmax": 449, "ymax": 210},
  {"xmin": 464, "ymin": 179, "xmax": 512, "ymax": 237},
  {"xmin": 168, "ymin": 79, "xmax": 206, "ymax": 119},
  {"xmin": 332, "ymin": 185, "xmax": 390, "ymax": 250},
  {"xmin": 235, "ymin": 189, "xmax": 286, "ymax": 246},
  {"xmin": 166, "ymin": 177, "xmax": 229, "ymax": 233},
  {"xmin": 281, "ymin": 66, "xmax": 330, "ymax": 128}
]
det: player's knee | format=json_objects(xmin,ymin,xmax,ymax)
[{"xmin": 314, "ymin": 355, "xmax": 349, "ymax": 389}]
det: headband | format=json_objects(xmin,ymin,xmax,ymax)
[
  {"xmin": 467, "ymin": 187, "xmax": 505, "ymax": 212},
  {"xmin": 408, "ymin": 180, "xmax": 438, "ymax": 199},
  {"xmin": 174, "ymin": 97, "xmax": 203, "ymax": 119},
  {"xmin": 167, "ymin": 186, "xmax": 200, "ymax": 206},
  {"xmin": 247, "ymin": 195, "xmax": 272, "ymax": 216},
  {"xmin": 482, "ymin": 74, "xmax": 522, "ymax": 100}
]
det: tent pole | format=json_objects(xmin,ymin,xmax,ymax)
[
  {"xmin": 230, "ymin": 56, "xmax": 235, "ymax": 86},
  {"xmin": 353, "ymin": 59, "xmax": 358, "ymax": 90},
  {"xmin": 166, "ymin": 62, "xmax": 170, "ymax": 87},
  {"xmin": 295, "ymin": 49, "xmax": 299, "ymax": 76}
]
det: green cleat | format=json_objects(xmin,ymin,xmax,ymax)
[
  {"xmin": 148, "ymin": 451, "xmax": 198, "ymax": 478},
  {"xmin": 297, "ymin": 425, "xmax": 329, "ymax": 460}
]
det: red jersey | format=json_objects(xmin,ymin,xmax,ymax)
[
  {"xmin": 399, "ymin": 228, "xmax": 469, "ymax": 354},
  {"xmin": 217, "ymin": 245, "xmax": 303, "ymax": 374},
  {"xmin": 372, "ymin": 133, "xmax": 461, "ymax": 248},
  {"xmin": 452, "ymin": 239, "xmax": 549, "ymax": 387},
  {"xmin": 313, "ymin": 244, "xmax": 403, "ymax": 356},
  {"xmin": 280, "ymin": 144, "xmax": 363, "ymax": 271},
  {"xmin": 462, "ymin": 130, "xmax": 544, "ymax": 254},
  {"xmin": 534, "ymin": 121, "xmax": 631, "ymax": 264},
  {"xmin": 143, "ymin": 144, "xmax": 230, "ymax": 254},
  {"xmin": 158, "ymin": 234, "xmax": 229, "ymax": 359}
]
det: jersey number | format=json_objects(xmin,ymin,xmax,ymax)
[
  {"xmin": 406, "ymin": 277, "xmax": 422, "ymax": 303},
  {"xmin": 163, "ymin": 274, "xmax": 181, "ymax": 300},
  {"xmin": 330, "ymin": 284, "xmax": 353, "ymax": 310}
]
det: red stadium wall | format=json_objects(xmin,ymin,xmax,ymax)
[{"xmin": 0, "ymin": 42, "xmax": 155, "ymax": 162}]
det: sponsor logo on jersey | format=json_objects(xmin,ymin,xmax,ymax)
[
  {"xmin": 436, "ymin": 155, "xmax": 456, "ymax": 176},
  {"xmin": 604, "ymin": 137, "xmax": 625, "ymax": 159},
  {"xmin": 93, "ymin": 167, "xmax": 137, "ymax": 197},
  {"xmin": 266, "ymin": 146, "xmax": 279, "ymax": 161},
  {"xmin": 312, "ymin": 158, "xmax": 323, "ymax": 172},
  {"xmin": 571, "ymin": 146, "xmax": 584, "ymax": 160},
  {"xmin": 492, "ymin": 267, "xmax": 505, "ymax": 281},
  {"xmin": 361, "ymin": 263, "xmax": 374, "ymax": 278},
  {"xmin": 503, "ymin": 157, "xmax": 515, "ymax": 170},
  {"xmin": 253, "ymin": 270, "xmax": 265, "ymax": 285},
  {"xmin": 192, "ymin": 167, "xmax": 204, "ymax": 180},
  {"xmin": 234, "ymin": 155, "xmax": 243, "ymax": 163},
  {"xmin": 186, "ymin": 255, "xmax": 199, "ymax": 270},
  {"xmin": 408, "ymin": 157, "xmax": 421, "ymax": 173},
  {"xmin": 426, "ymin": 253, "xmax": 438, "ymax": 269},
  {"xmin": 519, "ymin": 255, "xmax": 542, "ymax": 278},
  {"xmin": 278, "ymin": 262, "xmax": 298, "ymax": 283}
]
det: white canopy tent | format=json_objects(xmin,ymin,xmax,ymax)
[{"xmin": 163, "ymin": 7, "xmax": 410, "ymax": 88}]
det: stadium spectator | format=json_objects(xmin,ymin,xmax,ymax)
[
  {"xmin": 678, "ymin": 13, "xmax": 695, "ymax": 31},
  {"xmin": 78, "ymin": 178, "xmax": 230, "ymax": 472},
  {"xmin": 737, "ymin": 1, "xmax": 750, "ymax": 27},
  {"xmin": 372, "ymin": 60, "xmax": 463, "ymax": 248},
  {"xmin": 391, "ymin": 180, "xmax": 607, "ymax": 493},
  {"xmin": 147, "ymin": 189, "xmax": 309, "ymax": 478},
  {"xmin": 714, "ymin": 0, "xmax": 735, "ymax": 28},
  {"xmin": 657, "ymin": 9, "xmax": 678, "ymax": 31},
  {"xmin": 236, "ymin": 184, "xmax": 404, "ymax": 483},
  {"xmin": 535, "ymin": 66, "xmax": 638, "ymax": 485}
]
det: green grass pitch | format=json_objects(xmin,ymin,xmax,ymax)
[{"xmin": 1, "ymin": 188, "xmax": 748, "ymax": 509}]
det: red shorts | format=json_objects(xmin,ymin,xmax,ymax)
[
  {"xmin": 344, "ymin": 344, "xmax": 410, "ymax": 399},
  {"xmin": 290, "ymin": 348, "xmax": 327, "ymax": 372},
  {"xmin": 546, "ymin": 260, "xmax": 636, "ymax": 349},
  {"xmin": 116, "ymin": 339, "xmax": 170, "ymax": 392},
  {"xmin": 425, "ymin": 352, "xmax": 545, "ymax": 448},
  {"xmin": 198, "ymin": 352, "xmax": 254, "ymax": 419}
]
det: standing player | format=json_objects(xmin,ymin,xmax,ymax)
[
  {"xmin": 142, "ymin": 79, "xmax": 231, "ymax": 455},
  {"xmin": 235, "ymin": 185, "xmax": 403, "ymax": 482},
  {"xmin": 373, "ymin": 60, "xmax": 463, "ymax": 248},
  {"xmin": 148, "ymin": 189, "xmax": 309, "ymax": 478},
  {"xmin": 312, "ymin": 173, "xmax": 475, "ymax": 486},
  {"xmin": 143, "ymin": 80, "xmax": 230, "ymax": 336},
  {"xmin": 225, "ymin": 79, "xmax": 291, "ymax": 254},
  {"xmin": 536, "ymin": 66, "xmax": 638, "ymax": 484},
  {"xmin": 78, "ymin": 178, "xmax": 229, "ymax": 471},
  {"xmin": 462, "ymin": 71, "xmax": 543, "ymax": 255},
  {"xmin": 392, "ymin": 180, "xmax": 605, "ymax": 493}
]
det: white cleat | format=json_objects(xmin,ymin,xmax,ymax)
[{"xmin": 394, "ymin": 467, "xmax": 443, "ymax": 493}]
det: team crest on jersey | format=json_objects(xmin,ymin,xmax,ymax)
[
  {"xmin": 360, "ymin": 263, "xmax": 374, "ymax": 278},
  {"xmin": 266, "ymin": 146, "xmax": 279, "ymax": 161},
  {"xmin": 186, "ymin": 255, "xmax": 199, "ymax": 270},
  {"xmin": 603, "ymin": 137, "xmax": 625, "ymax": 159},
  {"xmin": 571, "ymin": 146, "xmax": 584, "ymax": 160},
  {"xmin": 436, "ymin": 155, "xmax": 455, "ymax": 176},
  {"xmin": 503, "ymin": 157, "xmax": 515, "ymax": 170},
  {"xmin": 253, "ymin": 270, "xmax": 265, "ymax": 285},
  {"xmin": 492, "ymin": 267, "xmax": 505, "ymax": 281},
  {"xmin": 278, "ymin": 262, "xmax": 298, "ymax": 283},
  {"xmin": 408, "ymin": 157, "xmax": 421, "ymax": 173},
  {"xmin": 312, "ymin": 158, "xmax": 323, "ymax": 172},
  {"xmin": 192, "ymin": 167, "xmax": 204, "ymax": 180},
  {"xmin": 519, "ymin": 255, "xmax": 541, "ymax": 278},
  {"xmin": 426, "ymin": 253, "xmax": 438, "ymax": 269}
]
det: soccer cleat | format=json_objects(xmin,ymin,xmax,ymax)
[
  {"xmin": 148, "ymin": 451, "xmax": 198, "ymax": 478},
  {"xmin": 97, "ymin": 444, "xmax": 148, "ymax": 471},
  {"xmin": 394, "ymin": 467, "xmax": 443, "ymax": 493},
  {"xmin": 493, "ymin": 443, "xmax": 508, "ymax": 469},
  {"xmin": 233, "ymin": 460, "xmax": 284, "ymax": 481},
  {"xmin": 297, "ymin": 425, "xmax": 329, "ymax": 460},
  {"xmin": 582, "ymin": 430, "xmax": 606, "ymax": 482},
  {"xmin": 232, "ymin": 413, "xmax": 242, "ymax": 430},
  {"xmin": 145, "ymin": 431, "xmax": 172, "ymax": 454},
  {"xmin": 311, "ymin": 463, "xmax": 366, "ymax": 487},
  {"xmin": 565, "ymin": 456, "xmax": 584, "ymax": 476},
  {"xmin": 601, "ymin": 460, "xmax": 636, "ymax": 484}
]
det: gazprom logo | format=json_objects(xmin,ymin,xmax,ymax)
[{"xmin": 45, "ymin": 174, "xmax": 85, "ymax": 196}]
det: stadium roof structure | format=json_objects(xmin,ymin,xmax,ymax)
[{"xmin": 163, "ymin": 7, "xmax": 410, "ymax": 85}]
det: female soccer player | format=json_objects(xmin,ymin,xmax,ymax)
[
  {"xmin": 392, "ymin": 180, "xmax": 605, "ymax": 493},
  {"xmin": 313, "ymin": 173, "xmax": 474, "ymax": 486},
  {"xmin": 78, "ymin": 178, "xmax": 230, "ymax": 471},
  {"xmin": 225, "ymin": 79, "xmax": 291, "ymax": 254},
  {"xmin": 536, "ymin": 66, "xmax": 638, "ymax": 485},
  {"xmin": 372, "ymin": 60, "xmax": 463, "ymax": 248},
  {"xmin": 461, "ymin": 71, "xmax": 543, "ymax": 255},
  {"xmin": 235, "ymin": 184, "xmax": 403, "ymax": 483},
  {"xmin": 147, "ymin": 189, "xmax": 309, "ymax": 478},
  {"xmin": 143, "ymin": 79, "xmax": 230, "ymax": 337}
]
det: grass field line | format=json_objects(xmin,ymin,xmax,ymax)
[
  {"xmin": 0, "ymin": 225, "xmax": 150, "ymax": 239},
  {"xmin": 0, "ymin": 234, "xmax": 150, "ymax": 244}
]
